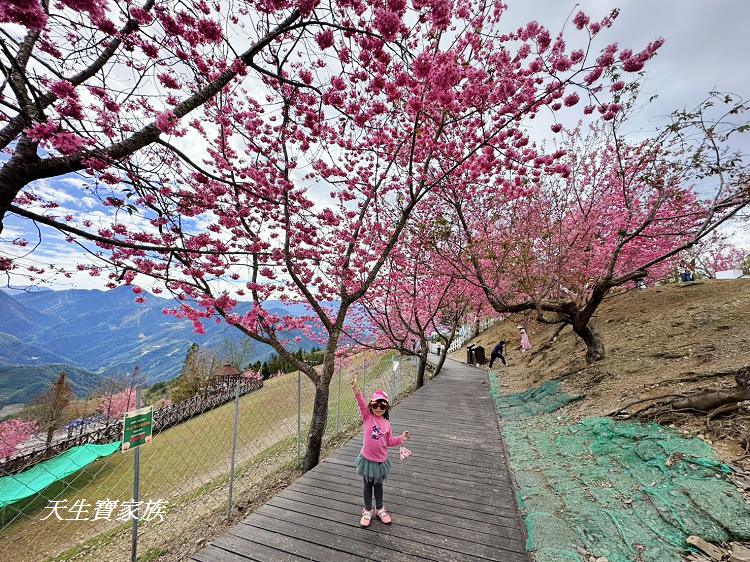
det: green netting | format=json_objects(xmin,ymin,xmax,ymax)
[
  {"xmin": 0, "ymin": 441, "xmax": 121, "ymax": 508},
  {"xmin": 489, "ymin": 374, "xmax": 750, "ymax": 562},
  {"xmin": 488, "ymin": 372, "xmax": 583, "ymax": 419}
]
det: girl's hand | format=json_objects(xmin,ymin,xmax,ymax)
[
  {"xmin": 350, "ymin": 375, "xmax": 358, "ymax": 392},
  {"xmin": 401, "ymin": 431, "xmax": 411, "ymax": 441}
]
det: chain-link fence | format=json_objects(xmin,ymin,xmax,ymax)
[{"xmin": 0, "ymin": 351, "xmax": 424, "ymax": 562}]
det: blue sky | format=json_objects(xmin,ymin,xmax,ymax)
[{"xmin": 2, "ymin": 0, "xmax": 748, "ymax": 292}]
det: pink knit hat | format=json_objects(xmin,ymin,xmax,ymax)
[{"xmin": 369, "ymin": 390, "xmax": 389, "ymax": 404}]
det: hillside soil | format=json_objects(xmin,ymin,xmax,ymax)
[{"xmin": 456, "ymin": 280, "xmax": 750, "ymax": 472}]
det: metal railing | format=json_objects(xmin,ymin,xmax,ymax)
[
  {"xmin": 0, "ymin": 380, "xmax": 263, "ymax": 476},
  {"xmin": 0, "ymin": 351, "xmax": 423, "ymax": 562}
]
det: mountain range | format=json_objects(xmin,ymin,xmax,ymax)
[{"xmin": 0, "ymin": 287, "xmax": 321, "ymax": 407}]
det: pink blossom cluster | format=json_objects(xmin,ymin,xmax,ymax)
[
  {"xmin": 0, "ymin": 418, "xmax": 38, "ymax": 458},
  {"xmin": 99, "ymin": 388, "xmax": 137, "ymax": 421},
  {"xmin": 0, "ymin": 0, "xmax": 686, "ymax": 424},
  {"xmin": 242, "ymin": 370, "xmax": 264, "ymax": 382},
  {"xmin": 0, "ymin": 0, "xmax": 47, "ymax": 29}
]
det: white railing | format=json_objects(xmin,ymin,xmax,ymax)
[{"xmin": 446, "ymin": 316, "xmax": 503, "ymax": 354}]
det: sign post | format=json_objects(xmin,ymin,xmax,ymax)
[
  {"xmin": 123, "ymin": 388, "xmax": 152, "ymax": 562},
  {"xmin": 122, "ymin": 404, "xmax": 153, "ymax": 452}
]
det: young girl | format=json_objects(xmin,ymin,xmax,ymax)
[{"xmin": 350, "ymin": 375, "xmax": 410, "ymax": 528}]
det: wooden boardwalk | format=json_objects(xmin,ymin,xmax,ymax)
[{"xmin": 191, "ymin": 358, "xmax": 528, "ymax": 562}]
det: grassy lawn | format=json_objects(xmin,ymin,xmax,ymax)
[{"xmin": 0, "ymin": 351, "xmax": 417, "ymax": 562}]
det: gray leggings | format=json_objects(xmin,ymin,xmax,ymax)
[{"xmin": 363, "ymin": 479, "xmax": 384, "ymax": 510}]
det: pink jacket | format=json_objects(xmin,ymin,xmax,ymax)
[{"xmin": 356, "ymin": 391, "xmax": 403, "ymax": 462}]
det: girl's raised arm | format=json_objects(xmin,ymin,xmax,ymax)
[{"xmin": 351, "ymin": 375, "xmax": 369, "ymax": 419}]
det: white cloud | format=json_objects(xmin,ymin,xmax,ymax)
[
  {"xmin": 4, "ymin": 0, "xmax": 749, "ymax": 291},
  {"xmin": 80, "ymin": 197, "xmax": 98, "ymax": 209},
  {"xmin": 27, "ymin": 179, "xmax": 80, "ymax": 205}
]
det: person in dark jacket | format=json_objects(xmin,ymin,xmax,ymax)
[{"xmin": 489, "ymin": 340, "xmax": 507, "ymax": 368}]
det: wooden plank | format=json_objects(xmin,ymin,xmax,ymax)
[
  {"xmin": 326, "ymin": 447, "xmax": 509, "ymax": 475},
  {"xmin": 284, "ymin": 480, "xmax": 522, "ymax": 528},
  {"xmin": 244, "ymin": 509, "xmax": 525, "ymax": 562},
  {"xmin": 294, "ymin": 471, "xmax": 520, "ymax": 519},
  {"xmin": 332, "ymin": 445, "xmax": 507, "ymax": 474},
  {"xmin": 191, "ymin": 544, "xmax": 259, "ymax": 562},
  {"xmin": 267, "ymin": 492, "xmax": 525, "ymax": 547},
  {"xmin": 322, "ymin": 450, "xmax": 511, "ymax": 481},
  {"xmin": 252, "ymin": 505, "xmax": 467, "ymax": 561},
  {"xmin": 228, "ymin": 523, "xmax": 364, "ymax": 562},
  {"xmin": 313, "ymin": 464, "xmax": 518, "ymax": 508},
  {"xmin": 322, "ymin": 456, "xmax": 513, "ymax": 490},
  {"xmin": 274, "ymin": 486, "xmax": 521, "ymax": 533},
  {"xmin": 193, "ymin": 534, "xmax": 308, "ymax": 562},
  {"xmin": 301, "ymin": 465, "xmax": 518, "ymax": 509},
  {"xmin": 191, "ymin": 357, "xmax": 529, "ymax": 562}
]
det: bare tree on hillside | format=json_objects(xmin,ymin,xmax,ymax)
[
  {"xmin": 171, "ymin": 344, "xmax": 214, "ymax": 402},
  {"xmin": 33, "ymin": 373, "xmax": 73, "ymax": 447},
  {"xmin": 221, "ymin": 338, "xmax": 255, "ymax": 371}
]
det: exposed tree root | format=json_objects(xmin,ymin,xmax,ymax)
[
  {"xmin": 609, "ymin": 392, "xmax": 692, "ymax": 419},
  {"xmin": 611, "ymin": 367, "xmax": 750, "ymax": 423},
  {"xmin": 645, "ymin": 368, "xmax": 737, "ymax": 389},
  {"xmin": 672, "ymin": 388, "xmax": 750, "ymax": 412},
  {"xmin": 706, "ymin": 402, "xmax": 742, "ymax": 429}
]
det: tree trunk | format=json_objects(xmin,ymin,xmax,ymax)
[
  {"xmin": 416, "ymin": 354, "xmax": 427, "ymax": 389},
  {"xmin": 433, "ymin": 346, "xmax": 447, "ymax": 377},
  {"xmin": 0, "ymin": 140, "xmax": 39, "ymax": 235},
  {"xmin": 301, "ymin": 378, "xmax": 330, "ymax": 472},
  {"xmin": 574, "ymin": 321, "xmax": 605, "ymax": 364},
  {"xmin": 300, "ymin": 321, "xmax": 341, "ymax": 472}
]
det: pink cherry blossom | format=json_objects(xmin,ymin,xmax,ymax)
[
  {"xmin": 0, "ymin": 0, "xmax": 47, "ymax": 29},
  {"xmin": 316, "ymin": 29, "xmax": 334, "ymax": 50},
  {"xmin": 0, "ymin": 419, "xmax": 38, "ymax": 458}
]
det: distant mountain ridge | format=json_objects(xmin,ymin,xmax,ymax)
[
  {"xmin": 0, "ymin": 364, "xmax": 101, "ymax": 408},
  {"xmin": 0, "ymin": 288, "xmax": 323, "ymax": 406}
]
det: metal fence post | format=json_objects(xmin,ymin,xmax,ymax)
[
  {"xmin": 296, "ymin": 371, "xmax": 301, "ymax": 468},
  {"xmin": 227, "ymin": 380, "xmax": 241, "ymax": 520},
  {"xmin": 130, "ymin": 386, "xmax": 142, "ymax": 562},
  {"xmin": 335, "ymin": 363, "xmax": 341, "ymax": 434},
  {"xmin": 391, "ymin": 358, "xmax": 397, "ymax": 401},
  {"xmin": 362, "ymin": 359, "xmax": 367, "ymax": 395},
  {"xmin": 397, "ymin": 360, "xmax": 402, "ymax": 397}
]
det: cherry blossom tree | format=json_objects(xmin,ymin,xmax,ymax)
[
  {"xmin": 443, "ymin": 94, "xmax": 750, "ymax": 363},
  {"xmin": 683, "ymin": 232, "xmax": 748, "ymax": 278},
  {"xmin": 0, "ymin": 418, "xmax": 38, "ymax": 459},
  {"xmin": 355, "ymin": 204, "xmax": 501, "ymax": 380},
  {"xmin": 2, "ymin": 1, "xmax": 666, "ymax": 469},
  {"xmin": 0, "ymin": 0, "xmax": 387, "ymax": 239},
  {"xmin": 98, "ymin": 388, "xmax": 138, "ymax": 422},
  {"xmin": 96, "ymin": 367, "xmax": 144, "ymax": 422},
  {"xmin": 357, "ymin": 223, "xmax": 472, "ymax": 386}
]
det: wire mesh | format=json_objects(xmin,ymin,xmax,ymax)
[{"xmin": 0, "ymin": 350, "xmax": 422, "ymax": 562}]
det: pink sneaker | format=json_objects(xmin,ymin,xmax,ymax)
[
  {"xmin": 375, "ymin": 507, "xmax": 392, "ymax": 524},
  {"xmin": 359, "ymin": 509, "xmax": 372, "ymax": 527}
]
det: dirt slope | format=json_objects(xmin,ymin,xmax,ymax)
[{"xmin": 455, "ymin": 279, "xmax": 750, "ymax": 469}]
